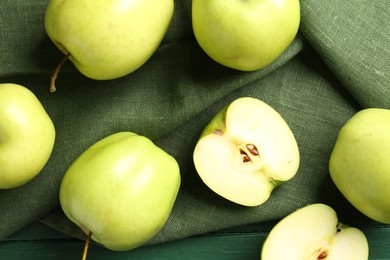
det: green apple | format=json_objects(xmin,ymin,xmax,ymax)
[
  {"xmin": 193, "ymin": 97, "xmax": 299, "ymax": 206},
  {"xmin": 261, "ymin": 203, "xmax": 369, "ymax": 260},
  {"xmin": 59, "ymin": 132, "xmax": 181, "ymax": 251},
  {"xmin": 45, "ymin": 0, "xmax": 174, "ymax": 91},
  {"xmin": 192, "ymin": 0, "xmax": 300, "ymax": 71},
  {"xmin": 0, "ymin": 83, "xmax": 55, "ymax": 189},
  {"xmin": 329, "ymin": 108, "xmax": 390, "ymax": 224}
]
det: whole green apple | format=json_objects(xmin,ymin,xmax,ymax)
[
  {"xmin": 261, "ymin": 203, "xmax": 369, "ymax": 259},
  {"xmin": 329, "ymin": 108, "xmax": 390, "ymax": 224},
  {"xmin": 0, "ymin": 83, "xmax": 55, "ymax": 189},
  {"xmin": 193, "ymin": 97, "xmax": 299, "ymax": 206},
  {"xmin": 59, "ymin": 132, "xmax": 181, "ymax": 251},
  {"xmin": 44, "ymin": 0, "xmax": 174, "ymax": 83},
  {"xmin": 192, "ymin": 0, "xmax": 300, "ymax": 71}
]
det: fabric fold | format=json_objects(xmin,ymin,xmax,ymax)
[{"xmin": 0, "ymin": 1, "xmax": 388, "ymax": 248}]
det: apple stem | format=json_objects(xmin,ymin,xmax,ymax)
[
  {"xmin": 50, "ymin": 53, "xmax": 70, "ymax": 93},
  {"xmin": 82, "ymin": 231, "xmax": 92, "ymax": 260}
]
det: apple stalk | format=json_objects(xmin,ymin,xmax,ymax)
[
  {"xmin": 50, "ymin": 53, "xmax": 70, "ymax": 93},
  {"xmin": 82, "ymin": 231, "xmax": 92, "ymax": 260}
]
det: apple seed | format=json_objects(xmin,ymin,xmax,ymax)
[
  {"xmin": 240, "ymin": 149, "xmax": 251, "ymax": 162},
  {"xmin": 239, "ymin": 144, "xmax": 260, "ymax": 162},
  {"xmin": 317, "ymin": 251, "xmax": 328, "ymax": 259},
  {"xmin": 246, "ymin": 144, "xmax": 259, "ymax": 156}
]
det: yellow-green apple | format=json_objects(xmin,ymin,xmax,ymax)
[
  {"xmin": 261, "ymin": 203, "xmax": 369, "ymax": 260},
  {"xmin": 0, "ymin": 83, "xmax": 55, "ymax": 189},
  {"xmin": 329, "ymin": 108, "xmax": 390, "ymax": 224},
  {"xmin": 45, "ymin": 0, "xmax": 174, "ymax": 91},
  {"xmin": 193, "ymin": 97, "xmax": 299, "ymax": 206},
  {"xmin": 59, "ymin": 132, "xmax": 181, "ymax": 251},
  {"xmin": 192, "ymin": 0, "xmax": 300, "ymax": 71}
]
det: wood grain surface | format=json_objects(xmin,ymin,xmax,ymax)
[{"xmin": 1, "ymin": 220, "xmax": 389, "ymax": 259}]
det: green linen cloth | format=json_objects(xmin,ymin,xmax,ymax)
[{"xmin": 0, "ymin": 0, "xmax": 389, "ymax": 248}]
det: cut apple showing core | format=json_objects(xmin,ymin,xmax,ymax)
[
  {"xmin": 261, "ymin": 203, "xmax": 369, "ymax": 260},
  {"xmin": 193, "ymin": 97, "xmax": 300, "ymax": 206}
]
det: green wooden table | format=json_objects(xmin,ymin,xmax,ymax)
[{"xmin": 1, "ymin": 220, "xmax": 389, "ymax": 259}]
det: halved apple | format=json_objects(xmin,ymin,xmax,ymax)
[
  {"xmin": 261, "ymin": 203, "xmax": 369, "ymax": 260},
  {"xmin": 193, "ymin": 97, "xmax": 299, "ymax": 206}
]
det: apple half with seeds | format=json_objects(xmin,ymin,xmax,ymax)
[
  {"xmin": 261, "ymin": 203, "xmax": 369, "ymax": 260},
  {"xmin": 193, "ymin": 97, "xmax": 299, "ymax": 206}
]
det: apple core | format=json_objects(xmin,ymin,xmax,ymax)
[{"xmin": 193, "ymin": 97, "xmax": 300, "ymax": 206}]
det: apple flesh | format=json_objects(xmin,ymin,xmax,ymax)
[
  {"xmin": 0, "ymin": 83, "xmax": 55, "ymax": 189},
  {"xmin": 193, "ymin": 97, "xmax": 299, "ymax": 206},
  {"xmin": 329, "ymin": 108, "xmax": 390, "ymax": 224},
  {"xmin": 192, "ymin": 0, "xmax": 300, "ymax": 71},
  {"xmin": 59, "ymin": 132, "xmax": 181, "ymax": 251},
  {"xmin": 45, "ymin": 0, "xmax": 174, "ymax": 80},
  {"xmin": 261, "ymin": 203, "xmax": 369, "ymax": 260}
]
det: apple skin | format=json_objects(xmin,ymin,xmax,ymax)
[
  {"xmin": 261, "ymin": 203, "xmax": 369, "ymax": 260},
  {"xmin": 193, "ymin": 97, "xmax": 299, "ymax": 206},
  {"xmin": 0, "ymin": 83, "xmax": 56, "ymax": 189},
  {"xmin": 329, "ymin": 108, "xmax": 390, "ymax": 224},
  {"xmin": 45, "ymin": 0, "xmax": 174, "ymax": 80},
  {"xmin": 59, "ymin": 132, "xmax": 181, "ymax": 251},
  {"xmin": 192, "ymin": 0, "xmax": 300, "ymax": 71}
]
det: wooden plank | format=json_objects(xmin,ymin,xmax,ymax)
[
  {"xmin": 1, "ymin": 226, "xmax": 266, "ymax": 259},
  {"xmin": 1, "ymin": 221, "xmax": 389, "ymax": 259}
]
